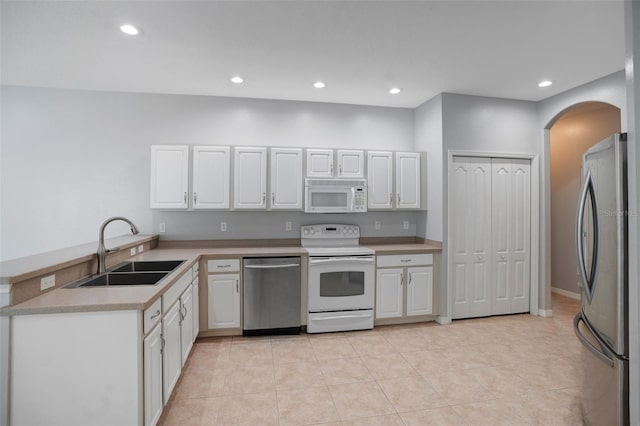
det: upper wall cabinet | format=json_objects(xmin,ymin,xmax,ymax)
[
  {"xmin": 192, "ymin": 146, "xmax": 230, "ymax": 209},
  {"xmin": 305, "ymin": 149, "xmax": 365, "ymax": 178},
  {"xmin": 270, "ymin": 148, "xmax": 303, "ymax": 210},
  {"xmin": 367, "ymin": 151, "xmax": 394, "ymax": 209},
  {"xmin": 234, "ymin": 147, "xmax": 267, "ymax": 209},
  {"xmin": 306, "ymin": 149, "xmax": 334, "ymax": 178},
  {"xmin": 150, "ymin": 145, "xmax": 189, "ymax": 209},
  {"xmin": 395, "ymin": 152, "xmax": 421, "ymax": 209},
  {"xmin": 337, "ymin": 150, "xmax": 365, "ymax": 178}
]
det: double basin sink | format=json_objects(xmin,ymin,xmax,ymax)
[{"xmin": 66, "ymin": 260, "xmax": 185, "ymax": 288}]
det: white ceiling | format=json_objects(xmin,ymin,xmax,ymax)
[{"xmin": 0, "ymin": 1, "xmax": 626, "ymax": 108}]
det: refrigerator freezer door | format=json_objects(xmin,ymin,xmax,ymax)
[
  {"xmin": 574, "ymin": 313, "xmax": 628, "ymax": 425},
  {"xmin": 576, "ymin": 134, "xmax": 627, "ymax": 356}
]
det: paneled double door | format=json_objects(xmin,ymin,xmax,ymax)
[{"xmin": 451, "ymin": 156, "xmax": 531, "ymax": 319}]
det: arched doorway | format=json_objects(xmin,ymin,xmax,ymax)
[{"xmin": 549, "ymin": 102, "xmax": 621, "ymax": 300}]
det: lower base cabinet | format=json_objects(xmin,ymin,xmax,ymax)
[
  {"xmin": 207, "ymin": 272, "xmax": 241, "ymax": 329},
  {"xmin": 162, "ymin": 301, "xmax": 183, "ymax": 404},
  {"xmin": 375, "ymin": 254, "xmax": 434, "ymax": 321},
  {"xmin": 144, "ymin": 323, "xmax": 163, "ymax": 426}
]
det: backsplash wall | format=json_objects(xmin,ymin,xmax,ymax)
[{"xmin": 152, "ymin": 210, "xmax": 419, "ymax": 241}]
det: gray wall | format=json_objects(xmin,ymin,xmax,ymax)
[
  {"xmin": 1, "ymin": 86, "xmax": 415, "ymax": 261},
  {"xmin": 549, "ymin": 104, "xmax": 621, "ymax": 295}
]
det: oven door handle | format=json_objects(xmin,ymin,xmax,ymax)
[{"xmin": 309, "ymin": 257, "xmax": 375, "ymax": 265}]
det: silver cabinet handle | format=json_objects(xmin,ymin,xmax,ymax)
[
  {"xmin": 217, "ymin": 264, "xmax": 231, "ymax": 268},
  {"xmin": 161, "ymin": 335, "xmax": 165, "ymax": 353},
  {"xmin": 330, "ymin": 164, "xmax": 334, "ymax": 175},
  {"xmin": 400, "ymin": 259, "xmax": 411, "ymax": 263},
  {"xmin": 397, "ymin": 194, "xmax": 401, "ymax": 204},
  {"xmin": 262, "ymin": 192, "xmax": 266, "ymax": 204},
  {"xmin": 339, "ymin": 164, "xmax": 343, "ymax": 175},
  {"xmin": 236, "ymin": 279, "xmax": 239, "ymax": 293},
  {"xmin": 389, "ymin": 194, "xmax": 393, "ymax": 204},
  {"xmin": 478, "ymin": 255, "xmax": 483, "ymax": 261},
  {"xmin": 184, "ymin": 192, "xmax": 187, "ymax": 204},
  {"xmin": 400, "ymin": 273, "xmax": 403, "ymax": 286},
  {"xmin": 194, "ymin": 192, "xmax": 197, "ymax": 204},
  {"xmin": 150, "ymin": 310, "xmax": 161, "ymax": 320},
  {"xmin": 501, "ymin": 255, "xmax": 506, "ymax": 260},
  {"xmin": 272, "ymin": 193, "xmax": 275, "ymax": 204},
  {"xmin": 409, "ymin": 273, "xmax": 412, "ymax": 284},
  {"xmin": 183, "ymin": 305, "xmax": 188, "ymax": 319}
]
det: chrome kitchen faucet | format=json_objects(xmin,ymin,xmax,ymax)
[{"xmin": 97, "ymin": 216, "xmax": 140, "ymax": 274}]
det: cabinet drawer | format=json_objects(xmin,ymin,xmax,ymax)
[
  {"xmin": 143, "ymin": 298, "xmax": 162, "ymax": 335},
  {"xmin": 377, "ymin": 253, "xmax": 432, "ymax": 268},
  {"xmin": 207, "ymin": 259, "xmax": 240, "ymax": 273},
  {"xmin": 162, "ymin": 271, "xmax": 192, "ymax": 311}
]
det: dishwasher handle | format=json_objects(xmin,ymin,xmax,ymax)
[{"xmin": 244, "ymin": 263, "xmax": 300, "ymax": 270}]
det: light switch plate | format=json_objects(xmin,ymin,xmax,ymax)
[
  {"xmin": 40, "ymin": 275, "xmax": 56, "ymax": 291},
  {"xmin": 130, "ymin": 247, "xmax": 137, "ymax": 256},
  {"xmin": 220, "ymin": 222, "xmax": 227, "ymax": 232},
  {"xmin": 403, "ymin": 221, "xmax": 409, "ymax": 230},
  {"xmin": 285, "ymin": 221, "xmax": 292, "ymax": 231},
  {"xmin": 375, "ymin": 221, "xmax": 381, "ymax": 230},
  {"xmin": 159, "ymin": 223, "xmax": 166, "ymax": 233},
  {"xmin": 138, "ymin": 244, "xmax": 144, "ymax": 253}
]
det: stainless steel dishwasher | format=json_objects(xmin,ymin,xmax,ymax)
[{"xmin": 242, "ymin": 257, "xmax": 301, "ymax": 335}]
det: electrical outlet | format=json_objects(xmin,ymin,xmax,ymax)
[
  {"xmin": 138, "ymin": 244, "xmax": 144, "ymax": 253},
  {"xmin": 40, "ymin": 274, "xmax": 56, "ymax": 291},
  {"xmin": 403, "ymin": 220, "xmax": 409, "ymax": 230},
  {"xmin": 285, "ymin": 221, "xmax": 292, "ymax": 231},
  {"xmin": 130, "ymin": 247, "xmax": 137, "ymax": 256},
  {"xmin": 221, "ymin": 222, "xmax": 227, "ymax": 232},
  {"xmin": 159, "ymin": 223, "xmax": 166, "ymax": 233},
  {"xmin": 375, "ymin": 221, "xmax": 381, "ymax": 230}
]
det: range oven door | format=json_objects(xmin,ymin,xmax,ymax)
[{"xmin": 308, "ymin": 255, "xmax": 375, "ymax": 312}]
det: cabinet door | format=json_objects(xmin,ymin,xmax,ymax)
[
  {"xmin": 367, "ymin": 151, "xmax": 393, "ymax": 209},
  {"xmin": 143, "ymin": 323, "xmax": 163, "ymax": 426},
  {"xmin": 234, "ymin": 147, "xmax": 267, "ymax": 209},
  {"xmin": 192, "ymin": 279, "xmax": 200, "ymax": 339},
  {"xmin": 179, "ymin": 285, "xmax": 194, "ymax": 366},
  {"xmin": 162, "ymin": 302, "xmax": 182, "ymax": 404},
  {"xmin": 270, "ymin": 148, "xmax": 303, "ymax": 210},
  {"xmin": 306, "ymin": 149, "xmax": 334, "ymax": 177},
  {"xmin": 375, "ymin": 268, "xmax": 403, "ymax": 319},
  {"xmin": 395, "ymin": 152, "xmax": 421, "ymax": 209},
  {"xmin": 491, "ymin": 159, "xmax": 531, "ymax": 315},
  {"xmin": 207, "ymin": 274, "xmax": 241, "ymax": 329},
  {"xmin": 406, "ymin": 266, "xmax": 433, "ymax": 316},
  {"xmin": 451, "ymin": 157, "xmax": 492, "ymax": 319},
  {"xmin": 337, "ymin": 150, "xmax": 364, "ymax": 178},
  {"xmin": 150, "ymin": 145, "xmax": 189, "ymax": 209},
  {"xmin": 192, "ymin": 146, "xmax": 230, "ymax": 209}
]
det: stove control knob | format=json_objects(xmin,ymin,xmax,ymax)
[
  {"xmin": 303, "ymin": 229, "xmax": 309, "ymax": 235},
  {"xmin": 343, "ymin": 228, "xmax": 348, "ymax": 234},
  {"xmin": 310, "ymin": 228, "xmax": 315, "ymax": 234}
]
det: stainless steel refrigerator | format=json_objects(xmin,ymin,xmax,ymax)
[{"xmin": 574, "ymin": 133, "xmax": 629, "ymax": 425}]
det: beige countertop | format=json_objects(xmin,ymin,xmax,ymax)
[{"xmin": 1, "ymin": 240, "xmax": 441, "ymax": 317}]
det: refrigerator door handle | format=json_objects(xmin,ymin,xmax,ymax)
[
  {"xmin": 573, "ymin": 312, "xmax": 614, "ymax": 368},
  {"xmin": 575, "ymin": 169, "xmax": 599, "ymax": 302}
]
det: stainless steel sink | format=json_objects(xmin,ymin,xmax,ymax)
[
  {"xmin": 67, "ymin": 272, "xmax": 168, "ymax": 288},
  {"xmin": 110, "ymin": 260, "xmax": 184, "ymax": 273}
]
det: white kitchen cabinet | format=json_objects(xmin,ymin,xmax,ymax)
[
  {"xmin": 375, "ymin": 268, "xmax": 403, "ymax": 318},
  {"xmin": 395, "ymin": 152, "xmax": 421, "ymax": 209},
  {"xmin": 406, "ymin": 267, "xmax": 433, "ymax": 316},
  {"xmin": 451, "ymin": 157, "xmax": 531, "ymax": 319},
  {"xmin": 162, "ymin": 302, "xmax": 182, "ymax": 404},
  {"xmin": 192, "ymin": 146, "xmax": 230, "ymax": 209},
  {"xmin": 375, "ymin": 253, "xmax": 435, "ymax": 322},
  {"xmin": 367, "ymin": 151, "xmax": 394, "ymax": 209},
  {"xmin": 270, "ymin": 148, "xmax": 303, "ymax": 210},
  {"xmin": 192, "ymin": 278, "xmax": 200, "ymax": 338},
  {"xmin": 234, "ymin": 147, "xmax": 267, "ymax": 209},
  {"xmin": 143, "ymin": 322, "xmax": 163, "ymax": 426},
  {"xmin": 337, "ymin": 150, "xmax": 364, "ymax": 178},
  {"xmin": 179, "ymin": 285, "xmax": 194, "ymax": 366},
  {"xmin": 306, "ymin": 149, "xmax": 334, "ymax": 178},
  {"xmin": 207, "ymin": 273, "xmax": 241, "ymax": 329},
  {"xmin": 150, "ymin": 145, "xmax": 189, "ymax": 209}
]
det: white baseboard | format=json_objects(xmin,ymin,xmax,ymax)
[
  {"xmin": 551, "ymin": 287, "xmax": 581, "ymax": 301},
  {"xmin": 538, "ymin": 309, "xmax": 553, "ymax": 317},
  {"xmin": 436, "ymin": 316, "xmax": 452, "ymax": 325}
]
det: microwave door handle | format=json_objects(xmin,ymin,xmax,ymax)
[{"xmin": 352, "ymin": 187, "xmax": 356, "ymax": 210}]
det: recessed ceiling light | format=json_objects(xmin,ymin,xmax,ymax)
[
  {"xmin": 313, "ymin": 81, "xmax": 326, "ymax": 89},
  {"xmin": 231, "ymin": 76, "xmax": 244, "ymax": 84},
  {"xmin": 120, "ymin": 24, "xmax": 140, "ymax": 36},
  {"xmin": 389, "ymin": 87, "xmax": 401, "ymax": 95},
  {"xmin": 538, "ymin": 80, "xmax": 553, "ymax": 88}
]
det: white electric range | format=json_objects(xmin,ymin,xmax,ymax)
[{"xmin": 302, "ymin": 224, "xmax": 375, "ymax": 333}]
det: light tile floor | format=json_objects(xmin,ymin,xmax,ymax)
[{"xmin": 159, "ymin": 294, "xmax": 583, "ymax": 425}]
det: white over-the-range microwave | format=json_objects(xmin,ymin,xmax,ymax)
[{"xmin": 304, "ymin": 178, "xmax": 367, "ymax": 213}]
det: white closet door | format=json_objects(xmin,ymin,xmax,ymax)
[
  {"xmin": 508, "ymin": 159, "xmax": 531, "ymax": 313},
  {"xmin": 451, "ymin": 157, "xmax": 492, "ymax": 319},
  {"xmin": 490, "ymin": 159, "xmax": 530, "ymax": 315}
]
